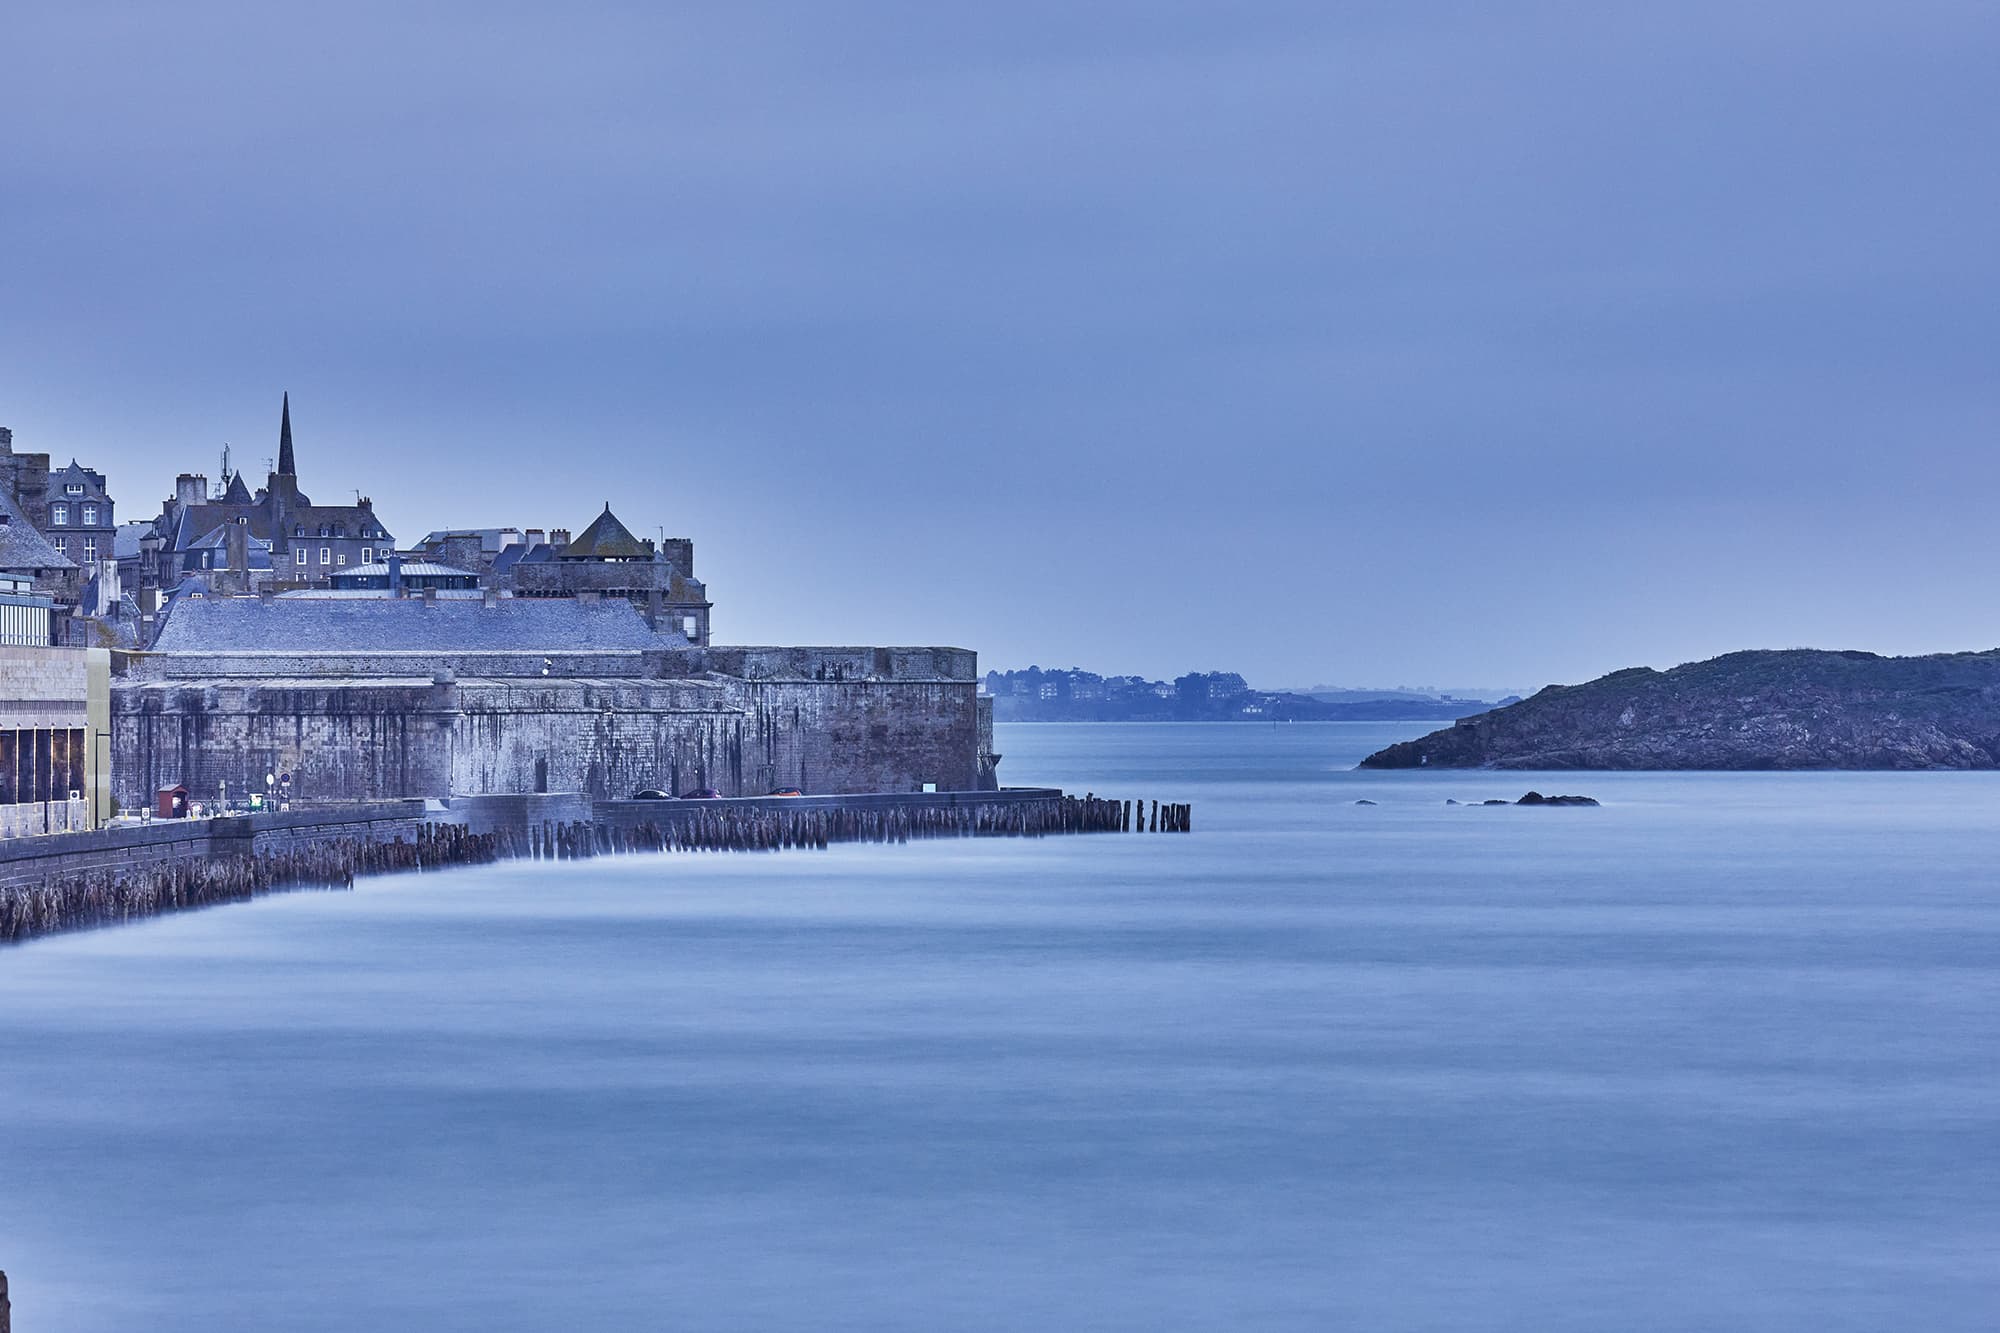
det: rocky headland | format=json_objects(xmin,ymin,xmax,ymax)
[{"xmin": 1359, "ymin": 648, "xmax": 2000, "ymax": 770}]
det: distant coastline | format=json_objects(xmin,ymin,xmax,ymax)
[{"xmin": 986, "ymin": 667, "xmax": 1508, "ymax": 724}]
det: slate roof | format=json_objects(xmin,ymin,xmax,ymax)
[
  {"xmin": 115, "ymin": 522, "xmax": 151, "ymax": 560},
  {"xmin": 560, "ymin": 505, "xmax": 653, "ymax": 560},
  {"xmin": 0, "ymin": 487, "xmax": 74, "ymax": 571},
  {"xmin": 50, "ymin": 461, "xmax": 110, "ymax": 502},
  {"xmin": 499, "ymin": 542, "xmax": 555, "ymax": 570},
  {"xmin": 221, "ymin": 472, "xmax": 254, "ymax": 504},
  {"xmin": 150, "ymin": 595, "xmax": 676, "ymax": 652}
]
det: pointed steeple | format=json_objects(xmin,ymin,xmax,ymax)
[{"xmin": 277, "ymin": 392, "xmax": 296, "ymax": 477}]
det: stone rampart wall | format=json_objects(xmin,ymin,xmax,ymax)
[
  {"xmin": 702, "ymin": 646, "xmax": 977, "ymax": 682},
  {"xmin": 111, "ymin": 674, "xmax": 983, "ymax": 805},
  {"xmin": 118, "ymin": 649, "xmax": 665, "ymax": 680}
]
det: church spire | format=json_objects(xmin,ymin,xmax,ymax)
[{"xmin": 278, "ymin": 392, "xmax": 296, "ymax": 476}]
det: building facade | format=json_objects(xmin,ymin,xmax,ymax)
[
  {"xmin": 0, "ymin": 632, "xmax": 111, "ymax": 836},
  {"xmin": 135, "ymin": 395, "xmax": 394, "ymax": 599}
]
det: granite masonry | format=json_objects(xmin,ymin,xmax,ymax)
[{"xmin": 110, "ymin": 597, "xmax": 997, "ymax": 806}]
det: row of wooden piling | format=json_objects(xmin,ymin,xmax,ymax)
[
  {"xmin": 0, "ymin": 829, "xmax": 507, "ymax": 943},
  {"xmin": 525, "ymin": 794, "xmax": 1186, "ymax": 858},
  {"xmin": 0, "ymin": 794, "xmax": 1191, "ymax": 944},
  {"xmin": 1098, "ymin": 797, "xmax": 1192, "ymax": 833}
]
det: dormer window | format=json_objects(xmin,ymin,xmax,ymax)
[
  {"xmin": 294, "ymin": 525, "xmax": 305, "ymax": 537},
  {"xmin": 319, "ymin": 524, "xmax": 330, "ymax": 537},
  {"xmin": 50, "ymin": 504, "xmax": 67, "ymax": 526},
  {"xmin": 65, "ymin": 482, "xmax": 83, "ymax": 495}
]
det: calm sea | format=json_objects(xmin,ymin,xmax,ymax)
[{"xmin": 2, "ymin": 722, "xmax": 1996, "ymax": 1331}]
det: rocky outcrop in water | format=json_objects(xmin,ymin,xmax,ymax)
[{"xmin": 1360, "ymin": 648, "xmax": 2000, "ymax": 770}]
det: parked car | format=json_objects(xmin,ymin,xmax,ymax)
[
  {"xmin": 679, "ymin": 787, "xmax": 722, "ymax": 800},
  {"xmin": 631, "ymin": 788, "xmax": 671, "ymax": 800},
  {"xmin": 767, "ymin": 786, "xmax": 805, "ymax": 797}
]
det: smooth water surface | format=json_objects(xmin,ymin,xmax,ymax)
[{"xmin": 3, "ymin": 722, "xmax": 1997, "ymax": 1330}]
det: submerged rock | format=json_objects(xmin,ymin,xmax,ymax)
[
  {"xmin": 1354, "ymin": 799, "xmax": 1377, "ymax": 805},
  {"xmin": 1516, "ymin": 791, "xmax": 1599, "ymax": 807}
]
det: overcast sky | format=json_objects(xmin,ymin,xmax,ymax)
[{"xmin": 3, "ymin": 2, "xmax": 1995, "ymax": 691}]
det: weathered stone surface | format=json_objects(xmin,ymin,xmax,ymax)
[
  {"xmin": 1361, "ymin": 648, "xmax": 2000, "ymax": 770},
  {"xmin": 111, "ymin": 645, "xmax": 986, "ymax": 803}
]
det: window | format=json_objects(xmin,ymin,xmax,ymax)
[
  {"xmin": 52, "ymin": 536, "xmax": 66, "ymax": 554},
  {"xmin": 319, "ymin": 525, "xmax": 330, "ymax": 537},
  {"xmin": 81, "ymin": 505, "xmax": 97, "ymax": 525},
  {"xmin": 336, "ymin": 553, "xmax": 347, "ymax": 567},
  {"xmin": 82, "ymin": 537, "xmax": 96, "ymax": 563},
  {"xmin": 294, "ymin": 525, "xmax": 305, "ymax": 538},
  {"xmin": 50, "ymin": 505, "xmax": 67, "ymax": 526},
  {"xmin": 65, "ymin": 482, "xmax": 83, "ymax": 495},
  {"xmin": 361, "ymin": 547, "xmax": 372, "ymax": 565},
  {"xmin": 320, "ymin": 546, "xmax": 331, "ymax": 565}
]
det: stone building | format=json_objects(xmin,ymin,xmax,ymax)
[
  {"xmin": 498, "ymin": 504, "xmax": 711, "ymax": 643},
  {"xmin": 110, "ymin": 597, "xmax": 995, "ymax": 805},
  {"xmin": 0, "ymin": 428, "xmax": 106, "ymax": 635},
  {"xmin": 135, "ymin": 394, "xmax": 394, "ymax": 596},
  {"xmin": 0, "ymin": 426, "xmax": 51, "ymax": 531},
  {"xmin": 0, "ymin": 486, "xmax": 77, "ymax": 643},
  {"xmin": 45, "ymin": 460, "xmax": 115, "ymax": 592}
]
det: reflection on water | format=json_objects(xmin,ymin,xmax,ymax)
[{"xmin": 2, "ymin": 723, "xmax": 1997, "ymax": 1331}]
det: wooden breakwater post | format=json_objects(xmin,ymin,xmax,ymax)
[{"xmin": 0, "ymin": 792, "xmax": 1191, "ymax": 946}]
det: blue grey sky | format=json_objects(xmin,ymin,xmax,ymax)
[{"xmin": 4, "ymin": 2, "xmax": 1995, "ymax": 690}]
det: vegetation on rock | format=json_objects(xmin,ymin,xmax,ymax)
[{"xmin": 1360, "ymin": 649, "xmax": 2000, "ymax": 770}]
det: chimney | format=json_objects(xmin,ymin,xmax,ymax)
[
  {"xmin": 525, "ymin": 528, "xmax": 545, "ymax": 547},
  {"xmin": 481, "ymin": 587, "xmax": 499, "ymax": 609},
  {"xmin": 0, "ymin": 426, "xmax": 13, "ymax": 451},
  {"xmin": 226, "ymin": 517, "xmax": 249, "ymax": 575},
  {"xmin": 176, "ymin": 474, "xmax": 207, "ymax": 507},
  {"xmin": 422, "ymin": 586, "xmax": 439, "ymax": 606},
  {"xmin": 388, "ymin": 554, "xmax": 404, "ymax": 597},
  {"xmin": 258, "ymin": 586, "xmax": 275, "ymax": 603},
  {"xmin": 550, "ymin": 528, "xmax": 571, "ymax": 549}
]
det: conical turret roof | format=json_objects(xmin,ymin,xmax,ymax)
[{"xmin": 559, "ymin": 503, "xmax": 653, "ymax": 560}]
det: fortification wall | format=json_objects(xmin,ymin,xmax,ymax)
[
  {"xmin": 703, "ymin": 646, "xmax": 977, "ymax": 682},
  {"xmin": 110, "ymin": 672, "xmax": 984, "ymax": 804},
  {"xmin": 118, "ymin": 648, "xmax": 666, "ymax": 680}
]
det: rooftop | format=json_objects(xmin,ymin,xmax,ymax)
[
  {"xmin": 150, "ymin": 595, "xmax": 682, "ymax": 653},
  {"xmin": 561, "ymin": 504, "xmax": 654, "ymax": 561},
  {"xmin": 0, "ymin": 488, "xmax": 73, "ymax": 571}
]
